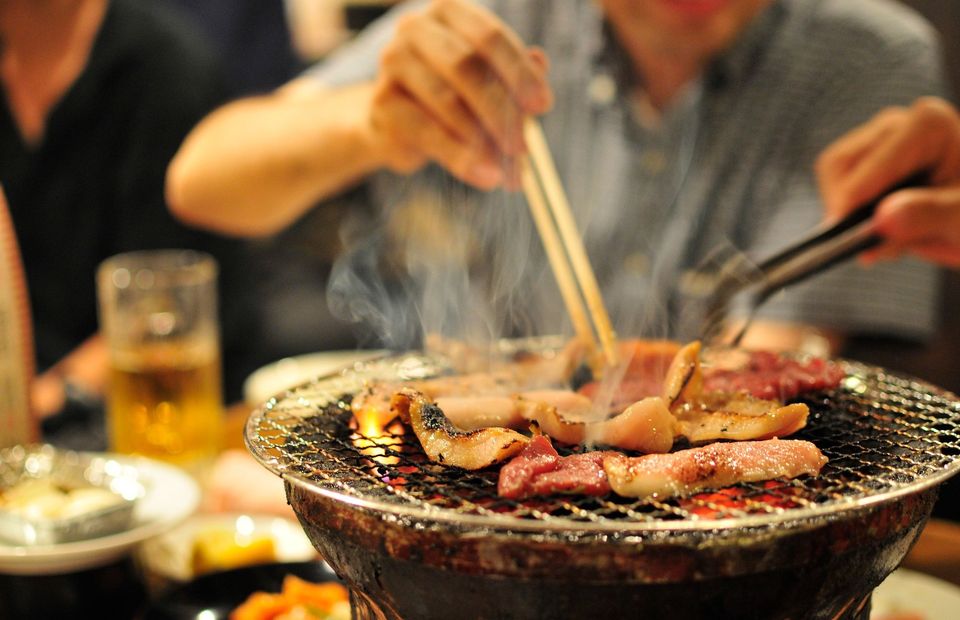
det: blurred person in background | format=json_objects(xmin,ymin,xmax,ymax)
[
  {"xmin": 166, "ymin": 0, "xmax": 946, "ymax": 358},
  {"xmin": 156, "ymin": 0, "xmax": 305, "ymax": 97},
  {"xmin": 0, "ymin": 0, "xmax": 254, "ymax": 447},
  {"xmin": 818, "ymin": 96, "xmax": 960, "ymax": 268}
]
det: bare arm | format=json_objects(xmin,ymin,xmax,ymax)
[
  {"xmin": 166, "ymin": 0, "xmax": 552, "ymax": 238},
  {"xmin": 166, "ymin": 82, "xmax": 385, "ymax": 237}
]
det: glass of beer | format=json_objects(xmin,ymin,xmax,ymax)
[{"xmin": 97, "ymin": 250, "xmax": 223, "ymax": 470}]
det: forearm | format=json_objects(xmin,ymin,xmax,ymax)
[
  {"xmin": 166, "ymin": 81, "xmax": 385, "ymax": 237},
  {"xmin": 31, "ymin": 334, "xmax": 107, "ymax": 419}
]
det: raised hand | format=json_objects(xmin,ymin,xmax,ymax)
[{"xmin": 369, "ymin": 0, "xmax": 553, "ymax": 190}]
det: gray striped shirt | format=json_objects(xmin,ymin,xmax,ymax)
[{"xmin": 313, "ymin": 0, "xmax": 946, "ymax": 346}]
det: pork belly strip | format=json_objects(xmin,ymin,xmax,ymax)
[
  {"xmin": 521, "ymin": 395, "xmax": 676, "ymax": 453},
  {"xmin": 435, "ymin": 390, "xmax": 592, "ymax": 431},
  {"xmin": 603, "ymin": 439, "xmax": 827, "ymax": 499},
  {"xmin": 390, "ymin": 389, "xmax": 530, "ymax": 470},
  {"xmin": 498, "ymin": 436, "xmax": 611, "ymax": 500},
  {"xmin": 674, "ymin": 402, "xmax": 809, "ymax": 444}
]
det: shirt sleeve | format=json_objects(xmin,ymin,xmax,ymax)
[
  {"xmin": 742, "ymin": 6, "xmax": 947, "ymax": 341},
  {"xmin": 298, "ymin": 0, "xmax": 506, "ymax": 88},
  {"xmin": 298, "ymin": 0, "xmax": 428, "ymax": 88}
]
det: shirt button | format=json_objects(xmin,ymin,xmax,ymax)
[
  {"xmin": 623, "ymin": 252, "xmax": 649, "ymax": 274},
  {"xmin": 588, "ymin": 73, "xmax": 617, "ymax": 105},
  {"xmin": 640, "ymin": 151, "xmax": 667, "ymax": 174}
]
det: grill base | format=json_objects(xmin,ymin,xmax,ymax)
[{"xmin": 289, "ymin": 481, "xmax": 936, "ymax": 620}]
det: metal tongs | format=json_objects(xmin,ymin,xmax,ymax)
[{"xmin": 700, "ymin": 174, "xmax": 924, "ymax": 346}]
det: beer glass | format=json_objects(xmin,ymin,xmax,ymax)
[{"xmin": 97, "ymin": 250, "xmax": 223, "ymax": 469}]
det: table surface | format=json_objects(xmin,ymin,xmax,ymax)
[{"xmin": 904, "ymin": 518, "xmax": 960, "ymax": 587}]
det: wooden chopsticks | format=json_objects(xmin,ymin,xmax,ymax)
[{"xmin": 521, "ymin": 118, "xmax": 619, "ymax": 366}]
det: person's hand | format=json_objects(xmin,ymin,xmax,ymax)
[
  {"xmin": 368, "ymin": 0, "xmax": 553, "ymax": 190},
  {"xmin": 816, "ymin": 97, "xmax": 960, "ymax": 267},
  {"xmin": 30, "ymin": 334, "xmax": 107, "ymax": 419}
]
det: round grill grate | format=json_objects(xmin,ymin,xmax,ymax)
[{"xmin": 246, "ymin": 351, "xmax": 960, "ymax": 533}]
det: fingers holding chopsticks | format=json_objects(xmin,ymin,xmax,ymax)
[{"xmin": 371, "ymin": 0, "xmax": 552, "ymax": 190}]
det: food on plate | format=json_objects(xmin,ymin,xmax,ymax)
[
  {"xmin": 191, "ymin": 526, "xmax": 277, "ymax": 575},
  {"xmin": 231, "ymin": 574, "xmax": 349, "ymax": 620},
  {"xmin": 498, "ymin": 435, "xmax": 826, "ymax": 501},
  {"xmin": 602, "ymin": 438, "xmax": 827, "ymax": 499},
  {"xmin": 0, "ymin": 478, "xmax": 125, "ymax": 520},
  {"xmin": 391, "ymin": 388, "xmax": 530, "ymax": 469}
]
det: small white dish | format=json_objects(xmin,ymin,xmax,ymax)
[
  {"xmin": 137, "ymin": 513, "xmax": 316, "ymax": 584},
  {"xmin": 0, "ymin": 454, "xmax": 199, "ymax": 575},
  {"xmin": 243, "ymin": 350, "xmax": 386, "ymax": 406},
  {"xmin": 872, "ymin": 568, "xmax": 960, "ymax": 620},
  {"xmin": 0, "ymin": 445, "xmax": 143, "ymax": 546}
]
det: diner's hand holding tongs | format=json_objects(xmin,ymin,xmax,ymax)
[{"xmin": 700, "ymin": 173, "xmax": 927, "ymax": 346}]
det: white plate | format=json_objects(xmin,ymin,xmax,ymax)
[
  {"xmin": 137, "ymin": 513, "xmax": 317, "ymax": 583},
  {"xmin": 243, "ymin": 350, "xmax": 386, "ymax": 406},
  {"xmin": 0, "ymin": 455, "xmax": 199, "ymax": 575},
  {"xmin": 872, "ymin": 568, "xmax": 960, "ymax": 620}
]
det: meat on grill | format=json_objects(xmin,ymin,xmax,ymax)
[
  {"xmin": 520, "ymin": 395, "xmax": 676, "ymax": 453},
  {"xmin": 674, "ymin": 395, "xmax": 810, "ymax": 444},
  {"xmin": 435, "ymin": 390, "xmax": 591, "ymax": 431},
  {"xmin": 351, "ymin": 349, "xmax": 580, "ymax": 431},
  {"xmin": 603, "ymin": 439, "xmax": 828, "ymax": 499},
  {"xmin": 498, "ymin": 435, "xmax": 827, "ymax": 501},
  {"xmin": 391, "ymin": 388, "xmax": 530, "ymax": 470},
  {"xmin": 498, "ymin": 435, "xmax": 611, "ymax": 499},
  {"xmin": 701, "ymin": 348, "xmax": 846, "ymax": 401},
  {"xmin": 578, "ymin": 343, "xmax": 844, "ymax": 406}
]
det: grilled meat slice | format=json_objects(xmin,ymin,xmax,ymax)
[
  {"xmin": 674, "ymin": 400, "xmax": 809, "ymax": 444},
  {"xmin": 603, "ymin": 439, "xmax": 827, "ymax": 499},
  {"xmin": 435, "ymin": 390, "xmax": 592, "ymax": 432},
  {"xmin": 391, "ymin": 388, "xmax": 529, "ymax": 470},
  {"xmin": 701, "ymin": 348, "xmax": 845, "ymax": 400},
  {"xmin": 498, "ymin": 436, "xmax": 611, "ymax": 499},
  {"xmin": 520, "ymin": 395, "xmax": 676, "ymax": 453}
]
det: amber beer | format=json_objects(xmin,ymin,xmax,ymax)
[
  {"xmin": 107, "ymin": 341, "xmax": 222, "ymax": 466},
  {"xmin": 98, "ymin": 250, "xmax": 223, "ymax": 471}
]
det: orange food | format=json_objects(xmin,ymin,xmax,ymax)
[
  {"xmin": 231, "ymin": 574, "xmax": 349, "ymax": 620},
  {"xmin": 191, "ymin": 528, "xmax": 277, "ymax": 575},
  {"xmin": 281, "ymin": 576, "xmax": 348, "ymax": 608}
]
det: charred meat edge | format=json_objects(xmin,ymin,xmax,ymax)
[{"xmin": 391, "ymin": 388, "xmax": 530, "ymax": 470}]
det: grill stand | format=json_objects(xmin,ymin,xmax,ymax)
[{"xmin": 288, "ymin": 480, "xmax": 936, "ymax": 620}]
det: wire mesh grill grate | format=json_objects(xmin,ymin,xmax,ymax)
[{"xmin": 246, "ymin": 353, "xmax": 960, "ymax": 531}]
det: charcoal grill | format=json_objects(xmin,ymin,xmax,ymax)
[{"xmin": 245, "ymin": 343, "xmax": 960, "ymax": 620}]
